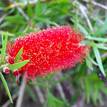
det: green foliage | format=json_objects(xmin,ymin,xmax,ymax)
[
  {"xmin": 0, "ymin": 33, "xmax": 13, "ymax": 103},
  {"xmin": 0, "ymin": 32, "xmax": 29, "ymax": 103},
  {"xmin": 0, "ymin": 72, "xmax": 13, "ymax": 103},
  {"xmin": 93, "ymin": 45, "xmax": 105, "ymax": 76},
  {"xmin": 1, "ymin": 33, "xmax": 8, "ymax": 63},
  {"xmin": 93, "ymin": 18, "xmax": 107, "ymax": 36},
  {"xmin": 33, "ymin": 0, "xmax": 73, "ymax": 26},
  {"xmin": 15, "ymin": 47, "xmax": 23, "ymax": 62},
  {"xmin": 8, "ymin": 60, "xmax": 29, "ymax": 71},
  {"xmin": 47, "ymin": 92, "xmax": 65, "ymax": 107}
]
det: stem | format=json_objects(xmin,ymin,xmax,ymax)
[
  {"xmin": 34, "ymin": 85, "xmax": 45, "ymax": 104},
  {"xmin": 16, "ymin": 74, "xmax": 26, "ymax": 107}
]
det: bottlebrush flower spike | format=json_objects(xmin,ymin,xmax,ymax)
[{"xmin": 7, "ymin": 26, "xmax": 89, "ymax": 80}]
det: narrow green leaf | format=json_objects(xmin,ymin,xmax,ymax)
[
  {"xmin": 15, "ymin": 47, "xmax": 23, "ymax": 62},
  {"xmin": 8, "ymin": 60, "xmax": 29, "ymax": 71},
  {"xmin": 94, "ymin": 19, "xmax": 107, "ymax": 36},
  {"xmin": 85, "ymin": 79, "xmax": 91, "ymax": 103},
  {"xmin": 1, "ymin": 33, "xmax": 8, "ymax": 62},
  {"xmin": 96, "ymin": 44, "xmax": 107, "ymax": 50},
  {"xmin": 86, "ymin": 58, "xmax": 93, "ymax": 71},
  {"xmin": 0, "ymin": 72, "xmax": 13, "ymax": 103},
  {"xmin": 77, "ymin": 23, "xmax": 90, "ymax": 37},
  {"xmin": 87, "ymin": 54, "xmax": 98, "ymax": 66},
  {"xmin": 35, "ymin": 1, "xmax": 42, "ymax": 17},
  {"xmin": 97, "ymin": 93, "xmax": 103, "ymax": 105},
  {"xmin": 86, "ymin": 36, "xmax": 107, "ymax": 42},
  {"xmin": 92, "ymin": 85, "xmax": 99, "ymax": 105},
  {"xmin": 27, "ymin": 3, "xmax": 34, "ymax": 17},
  {"xmin": 93, "ymin": 46, "xmax": 106, "ymax": 76},
  {"xmin": 0, "ymin": 31, "xmax": 14, "ymax": 37},
  {"xmin": 77, "ymin": 23, "xmax": 107, "ymax": 42},
  {"xmin": 47, "ymin": 92, "xmax": 65, "ymax": 107}
]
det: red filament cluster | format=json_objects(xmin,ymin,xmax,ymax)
[{"xmin": 7, "ymin": 26, "xmax": 89, "ymax": 80}]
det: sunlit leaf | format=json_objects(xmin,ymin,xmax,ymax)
[
  {"xmin": 15, "ymin": 47, "xmax": 23, "ymax": 62},
  {"xmin": 47, "ymin": 92, "xmax": 65, "ymax": 107},
  {"xmin": 93, "ymin": 46, "xmax": 106, "ymax": 76},
  {"xmin": 8, "ymin": 60, "xmax": 29, "ymax": 71},
  {"xmin": 1, "ymin": 33, "xmax": 8, "ymax": 63}
]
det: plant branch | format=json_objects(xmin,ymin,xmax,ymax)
[
  {"xmin": 34, "ymin": 85, "xmax": 45, "ymax": 104},
  {"xmin": 16, "ymin": 74, "xmax": 26, "ymax": 107}
]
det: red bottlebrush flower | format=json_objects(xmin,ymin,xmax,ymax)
[{"xmin": 7, "ymin": 26, "xmax": 89, "ymax": 80}]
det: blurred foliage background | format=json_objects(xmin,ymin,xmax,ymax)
[{"xmin": 1, "ymin": 0, "xmax": 107, "ymax": 107}]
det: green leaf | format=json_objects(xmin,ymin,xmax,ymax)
[
  {"xmin": 93, "ymin": 46, "xmax": 106, "ymax": 76},
  {"xmin": 86, "ymin": 36, "xmax": 107, "ymax": 42},
  {"xmin": 15, "ymin": 47, "xmax": 23, "ymax": 62},
  {"xmin": 1, "ymin": 33, "xmax": 8, "ymax": 63},
  {"xmin": 0, "ymin": 31, "xmax": 14, "ymax": 37},
  {"xmin": 96, "ymin": 44, "xmax": 107, "ymax": 50},
  {"xmin": 92, "ymin": 86, "xmax": 99, "ymax": 105},
  {"xmin": 86, "ymin": 54, "xmax": 98, "ymax": 66},
  {"xmin": 94, "ymin": 19, "xmax": 107, "ymax": 36},
  {"xmin": 77, "ymin": 23, "xmax": 107, "ymax": 42},
  {"xmin": 86, "ymin": 57, "xmax": 93, "ymax": 71},
  {"xmin": 8, "ymin": 60, "xmax": 29, "ymax": 71},
  {"xmin": 5, "ymin": 14, "xmax": 25, "ymax": 25},
  {"xmin": 35, "ymin": 1, "xmax": 43, "ymax": 17},
  {"xmin": 76, "ymin": 23, "xmax": 90, "ymax": 37},
  {"xmin": 85, "ymin": 79, "xmax": 91, "ymax": 103},
  {"xmin": 47, "ymin": 92, "xmax": 65, "ymax": 107},
  {"xmin": 0, "ymin": 72, "xmax": 13, "ymax": 103},
  {"xmin": 27, "ymin": 3, "xmax": 34, "ymax": 17}
]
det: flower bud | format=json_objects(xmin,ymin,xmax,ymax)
[
  {"xmin": 3, "ymin": 67, "xmax": 10, "ymax": 74},
  {"xmin": 13, "ymin": 70, "xmax": 19, "ymax": 76},
  {"xmin": 6, "ymin": 56, "xmax": 14, "ymax": 64}
]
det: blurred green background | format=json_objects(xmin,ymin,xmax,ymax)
[{"xmin": 1, "ymin": 0, "xmax": 107, "ymax": 107}]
